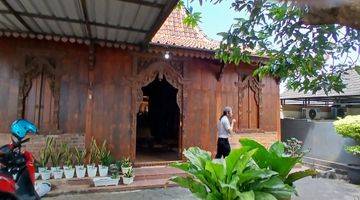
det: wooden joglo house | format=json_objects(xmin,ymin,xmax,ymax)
[{"xmin": 0, "ymin": 0, "xmax": 280, "ymax": 164}]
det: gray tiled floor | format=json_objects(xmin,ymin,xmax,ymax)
[{"xmin": 44, "ymin": 177, "xmax": 360, "ymax": 200}]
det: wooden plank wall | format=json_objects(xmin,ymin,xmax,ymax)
[{"xmin": 0, "ymin": 38, "xmax": 280, "ymax": 159}]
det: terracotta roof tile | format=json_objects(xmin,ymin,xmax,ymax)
[{"xmin": 151, "ymin": 8, "xmax": 220, "ymax": 50}]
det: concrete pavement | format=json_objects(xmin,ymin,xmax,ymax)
[{"xmin": 44, "ymin": 177, "xmax": 360, "ymax": 200}]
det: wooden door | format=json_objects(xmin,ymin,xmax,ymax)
[
  {"xmin": 24, "ymin": 72, "xmax": 55, "ymax": 132},
  {"xmin": 238, "ymin": 77, "xmax": 260, "ymax": 130},
  {"xmin": 248, "ymin": 88, "xmax": 259, "ymax": 129}
]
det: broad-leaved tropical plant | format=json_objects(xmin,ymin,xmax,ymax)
[
  {"xmin": 239, "ymin": 139, "xmax": 316, "ymax": 186},
  {"xmin": 171, "ymin": 139, "xmax": 316, "ymax": 200}
]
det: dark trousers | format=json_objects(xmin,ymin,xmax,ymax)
[{"xmin": 215, "ymin": 138, "xmax": 231, "ymax": 159}]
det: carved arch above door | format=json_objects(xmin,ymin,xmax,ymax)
[
  {"xmin": 236, "ymin": 75, "xmax": 264, "ymax": 129},
  {"xmin": 133, "ymin": 61, "xmax": 184, "ymax": 113},
  {"xmin": 17, "ymin": 55, "xmax": 62, "ymax": 131}
]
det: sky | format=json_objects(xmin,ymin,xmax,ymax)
[{"xmin": 188, "ymin": 1, "xmax": 240, "ymax": 41}]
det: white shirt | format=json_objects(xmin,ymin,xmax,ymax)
[{"xmin": 217, "ymin": 116, "xmax": 231, "ymax": 139}]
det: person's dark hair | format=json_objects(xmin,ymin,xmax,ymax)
[{"xmin": 219, "ymin": 111, "xmax": 229, "ymax": 120}]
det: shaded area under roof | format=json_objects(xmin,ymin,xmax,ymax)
[
  {"xmin": 281, "ymin": 69, "xmax": 360, "ymax": 101},
  {"xmin": 0, "ymin": 0, "xmax": 178, "ymax": 44}
]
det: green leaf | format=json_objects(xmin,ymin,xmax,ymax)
[
  {"xmin": 236, "ymin": 190, "xmax": 256, "ymax": 200},
  {"xmin": 170, "ymin": 176, "xmax": 208, "ymax": 199},
  {"xmin": 254, "ymin": 191, "xmax": 277, "ymax": 200},
  {"xmin": 285, "ymin": 169, "xmax": 318, "ymax": 185},
  {"xmin": 205, "ymin": 160, "xmax": 225, "ymax": 181},
  {"xmin": 240, "ymin": 138, "xmax": 300, "ymax": 179},
  {"xmin": 269, "ymin": 141, "xmax": 285, "ymax": 157}
]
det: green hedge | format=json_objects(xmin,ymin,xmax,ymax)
[{"xmin": 334, "ymin": 115, "xmax": 360, "ymax": 156}]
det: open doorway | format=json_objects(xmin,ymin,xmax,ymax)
[{"xmin": 136, "ymin": 74, "xmax": 180, "ymax": 163}]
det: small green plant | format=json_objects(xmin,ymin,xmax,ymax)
[
  {"xmin": 334, "ymin": 115, "xmax": 360, "ymax": 156},
  {"xmin": 38, "ymin": 137, "xmax": 54, "ymax": 167},
  {"xmin": 121, "ymin": 157, "xmax": 132, "ymax": 168},
  {"xmin": 38, "ymin": 147, "xmax": 50, "ymax": 168},
  {"xmin": 98, "ymin": 140, "xmax": 113, "ymax": 166},
  {"xmin": 284, "ymin": 137, "xmax": 309, "ymax": 157},
  {"xmin": 64, "ymin": 146, "xmax": 74, "ymax": 167},
  {"xmin": 50, "ymin": 142, "xmax": 66, "ymax": 167},
  {"xmin": 87, "ymin": 137, "xmax": 100, "ymax": 165},
  {"xmin": 115, "ymin": 160, "xmax": 122, "ymax": 170},
  {"xmin": 110, "ymin": 164, "xmax": 120, "ymax": 179},
  {"xmin": 123, "ymin": 168, "xmax": 133, "ymax": 178},
  {"xmin": 74, "ymin": 147, "xmax": 86, "ymax": 166}
]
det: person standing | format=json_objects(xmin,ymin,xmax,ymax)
[{"xmin": 215, "ymin": 106, "xmax": 236, "ymax": 159}]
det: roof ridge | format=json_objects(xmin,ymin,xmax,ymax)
[{"xmin": 151, "ymin": 7, "xmax": 219, "ymax": 50}]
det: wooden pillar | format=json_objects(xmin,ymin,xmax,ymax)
[{"xmin": 85, "ymin": 43, "xmax": 96, "ymax": 148}]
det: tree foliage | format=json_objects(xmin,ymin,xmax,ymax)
[
  {"xmin": 178, "ymin": 0, "xmax": 360, "ymax": 94},
  {"xmin": 334, "ymin": 115, "xmax": 360, "ymax": 156}
]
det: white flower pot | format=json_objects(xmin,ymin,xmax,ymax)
[
  {"xmin": 38, "ymin": 167, "xmax": 47, "ymax": 173},
  {"xmin": 53, "ymin": 170, "xmax": 63, "ymax": 179},
  {"xmin": 64, "ymin": 167, "xmax": 75, "ymax": 179},
  {"xmin": 121, "ymin": 166, "xmax": 132, "ymax": 174},
  {"xmin": 87, "ymin": 165, "xmax": 98, "ymax": 178},
  {"xmin": 93, "ymin": 177, "xmax": 119, "ymax": 187},
  {"xmin": 40, "ymin": 170, "xmax": 51, "ymax": 180},
  {"xmin": 122, "ymin": 176, "xmax": 134, "ymax": 185},
  {"xmin": 75, "ymin": 165, "xmax": 86, "ymax": 178},
  {"xmin": 98, "ymin": 165, "xmax": 109, "ymax": 177},
  {"xmin": 51, "ymin": 166, "xmax": 60, "ymax": 174}
]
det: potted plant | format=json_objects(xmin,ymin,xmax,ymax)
[
  {"xmin": 63, "ymin": 146, "xmax": 75, "ymax": 179},
  {"xmin": 50, "ymin": 142, "xmax": 66, "ymax": 179},
  {"xmin": 98, "ymin": 140, "xmax": 112, "ymax": 177},
  {"xmin": 122, "ymin": 168, "xmax": 134, "ymax": 185},
  {"xmin": 121, "ymin": 157, "xmax": 132, "ymax": 174},
  {"xmin": 87, "ymin": 138, "xmax": 99, "ymax": 178},
  {"xmin": 74, "ymin": 147, "xmax": 87, "ymax": 178},
  {"xmin": 334, "ymin": 115, "xmax": 360, "ymax": 184},
  {"xmin": 38, "ymin": 137, "xmax": 53, "ymax": 173},
  {"xmin": 38, "ymin": 144, "xmax": 51, "ymax": 180}
]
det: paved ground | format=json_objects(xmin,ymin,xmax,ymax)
[{"xmin": 44, "ymin": 177, "xmax": 360, "ymax": 200}]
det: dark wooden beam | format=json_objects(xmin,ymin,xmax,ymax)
[
  {"xmin": 0, "ymin": 0, "xmax": 33, "ymax": 32},
  {"xmin": 143, "ymin": 0, "xmax": 179, "ymax": 44},
  {"xmin": 117, "ymin": 0, "xmax": 164, "ymax": 8},
  {"xmin": 0, "ymin": 10, "xmax": 147, "ymax": 33},
  {"xmin": 80, "ymin": 0, "xmax": 92, "ymax": 38},
  {"xmin": 217, "ymin": 63, "xmax": 225, "ymax": 81}
]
